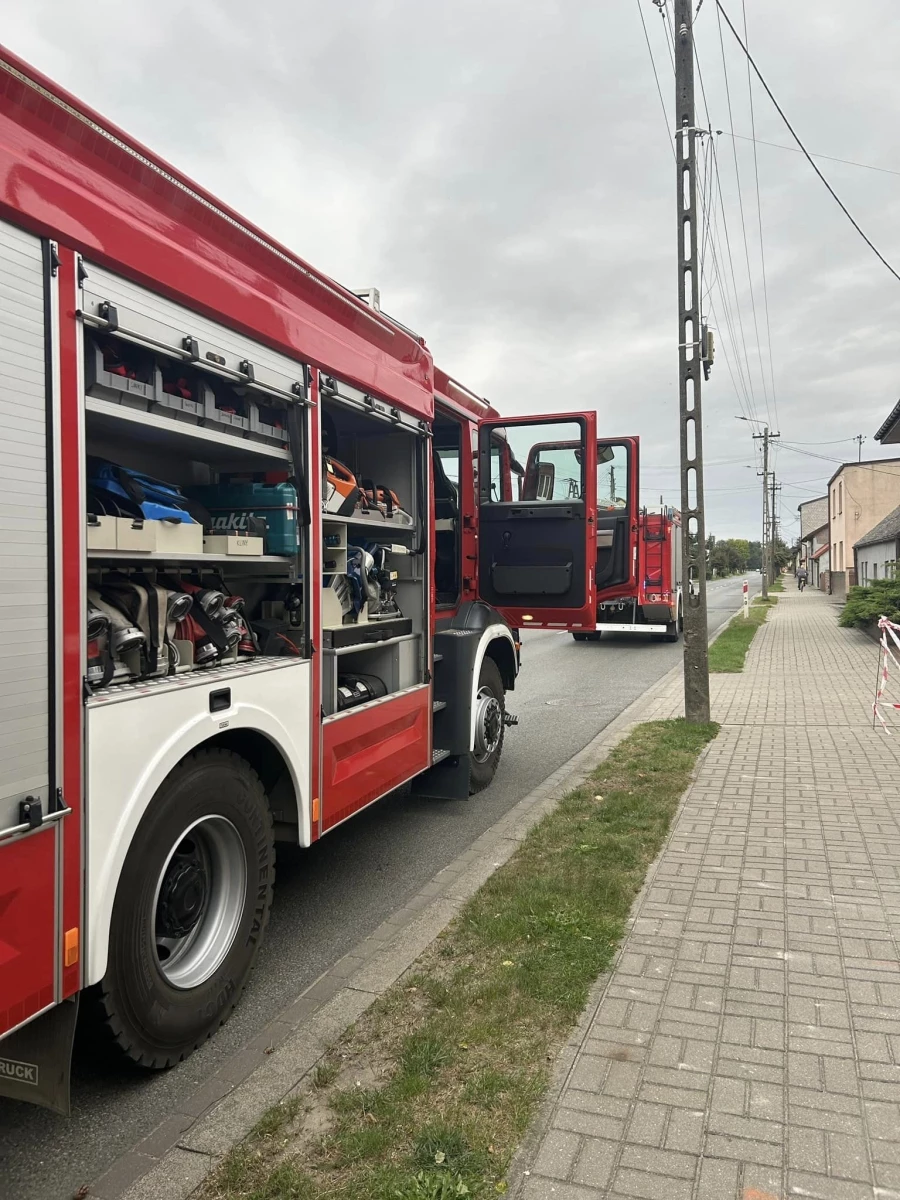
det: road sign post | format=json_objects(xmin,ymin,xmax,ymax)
[{"xmin": 743, "ymin": 578, "xmax": 749, "ymax": 618}]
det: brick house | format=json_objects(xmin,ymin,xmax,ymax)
[{"xmin": 797, "ymin": 496, "xmax": 829, "ymax": 590}]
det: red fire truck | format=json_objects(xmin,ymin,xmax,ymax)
[
  {"xmin": 569, "ymin": 438, "xmax": 684, "ymax": 643},
  {"xmin": 0, "ymin": 50, "xmax": 603, "ymax": 1111}
]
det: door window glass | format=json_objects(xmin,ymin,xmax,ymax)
[
  {"xmin": 597, "ymin": 443, "xmax": 630, "ymax": 511},
  {"xmin": 435, "ymin": 447, "xmax": 460, "ymax": 486},
  {"xmin": 482, "ymin": 421, "xmax": 584, "ymax": 503}
]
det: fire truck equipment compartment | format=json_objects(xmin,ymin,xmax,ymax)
[{"xmin": 187, "ymin": 481, "xmax": 300, "ymax": 555}]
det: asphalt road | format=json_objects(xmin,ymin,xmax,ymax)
[{"xmin": 0, "ymin": 576, "xmax": 747, "ymax": 1200}]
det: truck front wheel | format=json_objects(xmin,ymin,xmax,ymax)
[
  {"xmin": 99, "ymin": 748, "xmax": 275, "ymax": 1068},
  {"xmin": 469, "ymin": 657, "xmax": 506, "ymax": 794}
]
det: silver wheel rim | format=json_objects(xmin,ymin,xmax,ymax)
[
  {"xmin": 152, "ymin": 815, "xmax": 247, "ymax": 991},
  {"xmin": 473, "ymin": 685, "xmax": 503, "ymax": 764}
]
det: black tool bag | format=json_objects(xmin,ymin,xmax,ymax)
[{"xmin": 336, "ymin": 672, "xmax": 387, "ymax": 712}]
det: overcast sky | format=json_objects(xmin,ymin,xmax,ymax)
[{"xmin": 3, "ymin": 0, "xmax": 899, "ymax": 539}]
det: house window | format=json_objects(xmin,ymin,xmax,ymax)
[
  {"xmin": 838, "ymin": 481, "xmax": 843, "ymax": 514},
  {"xmin": 873, "ymin": 562, "xmax": 878, "ymax": 581},
  {"xmin": 862, "ymin": 561, "xmax": 868, "ymax": 585}
]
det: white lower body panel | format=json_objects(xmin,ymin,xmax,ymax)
[{"xmin": 84, "ymin": 659, "xmax": 311, "ymax": 986}]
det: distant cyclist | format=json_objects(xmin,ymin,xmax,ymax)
[{"xmin": 797, "ymin": 565, "xmax": 808, "ymax": 592}]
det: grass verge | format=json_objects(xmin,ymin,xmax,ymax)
[
  {"xmin": 708, "ymin": 597, "xmax": 772, "ymax": 673},
  {"xmin": 203, "ymin": 719, "xmax": 718, "ymax": 1200},
  {"xmin": 770, "ymin": 575, "xmax": 784, "ymax": 592}
]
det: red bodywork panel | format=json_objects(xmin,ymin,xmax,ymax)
[
  {"xmin": 0, "ymin": 49, "xmax": 433, "ymax": 420},
  {"xmin": 321, "ymin": 690, "xmax": 432, "ymax": 832},
  {"xmin": 0, "ymin": 829, "xmax": 57, "ymax": 1037},
  {"xmin": 637, "ymin": 510, "xmax": 681, "ymax": 609}
]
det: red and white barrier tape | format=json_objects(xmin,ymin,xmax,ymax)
[{"xmin": 874, "ymin": 615, "xmax": 900, "ymax": 732}]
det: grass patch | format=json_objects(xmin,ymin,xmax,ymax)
[
  {"xmin": 203, "ymin": 719, "xmax": 718, "ymax": 1200},
  {"xmin": 708, "ymin": 601, "xmax": 770, "ymax": 673},
  {"xmin": 769, "ymin": 575, "xmax": 784, "ymax": 592}
]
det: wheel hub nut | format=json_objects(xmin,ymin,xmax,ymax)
[{"xmin": 157, "ymin": 859, "xmax": 208, "ymax": 938}]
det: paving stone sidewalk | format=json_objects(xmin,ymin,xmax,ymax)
[{"xmin": 511, "ymin": 589, "xmax": 900, "ymax": 1200}]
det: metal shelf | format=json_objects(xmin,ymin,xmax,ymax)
[
  {"xmin": 87, "ymin": 549, "xmax": 294, "ymax": 571},
  {"xmin": 323, "ymin": 632, "xmax": 419, "ymax": 658},
  {"xmin": 85, "ymin": 396, "xmax": 291, "ymax": 466},
  {"xmin": 322, "ymin": 512, "xmax": 416, "ymax": 534}
]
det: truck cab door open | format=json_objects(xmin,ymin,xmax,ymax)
[
  {"xmin": 477, "ymin": 414, "xmax": 597, "ymax": 628},
  {"xmin": 595, "ymin": 438, "xmax": 640, "ymax": 592}
]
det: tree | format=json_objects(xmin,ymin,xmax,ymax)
[
  {"xmin": 747, "ymin": 541, "xmax": 762, "ymax": 571},
  {"xmin": 706, "ymin": 537, "xmax": 750, "ymax": 577}
]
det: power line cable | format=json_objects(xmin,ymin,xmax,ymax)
[
  {"xmin": 740, "ymin": 0, "xmax": 779, "ymax": 432},
  {"xmin": 719, "ymin": 131, "xmax": 900, "ymax": 179},
  {"xmin": 636, "ymin": 0, "xmax": 676, "ymax": 160},
  {"xmin": 714, "ymin": 0, "xmax": 900, "ymax": 287},
  {"xmin": 709, "ymin": 138, "xmax": 762, "ymax": 422},
  {"xmin": 716, "ymin": 1, "xmax": 773, "ymax": 428},
  {"xmin": 778, "ymin": 442, "xmax": 900, "ymax": 481}
]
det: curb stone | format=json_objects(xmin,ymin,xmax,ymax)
[{"xmin": 91, "ymin": 607, "xmax": 740, "ymax": 1200}]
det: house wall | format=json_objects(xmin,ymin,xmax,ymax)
[
  {"xmin": 856, "ymin": 539, "xmax": 899, "ymax": 585},
  {"xmin": 829, "ymin": 462, "xmax": 900, "ymax": 591},
  {"xmin": 799, "ymin": 496, "xmax": 829, "ymax": 540},
  {"xmin": 812, "ymin": 543, "xmax": 829, "ymax": 589}
]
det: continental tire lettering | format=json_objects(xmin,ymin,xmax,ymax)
[
  {"xmin": 199, "ymin": 978, "xmax": 235, "ymax": 1021},
  {"xmin": 0, "ymin": 1058, "xmax": 38, "ymax": 1085}
]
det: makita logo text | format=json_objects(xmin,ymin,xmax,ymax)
[
  {"xmin": 211, "ymin": 513, "xmax": 252, "ymax": 531},
  {"xmin": 0, "ymin": 1057, "xmax": 38, "ymax": 1085}
]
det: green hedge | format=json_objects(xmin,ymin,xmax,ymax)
[{"xmin": 839, "ymin": 579, "xmax": 900, "ymax": 629}]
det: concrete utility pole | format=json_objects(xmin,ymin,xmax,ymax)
[
  {"xmin": 770, "ymin": 473, "xmax": 781, "ymax": 584},
  {"xmin": 854, "ymin": 434, "xmax": 866, "ymax": 462},
  {"xmin": 761, "ymin": 433, "xmax": 770, "ymax": 600},
  {"xmin": 674, "ymin": 0, "xmax": 711, "ymax": 724}
]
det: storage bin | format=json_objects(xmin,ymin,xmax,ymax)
[
  {"xmin": 186, "ymin": 481, "xmax": 300, "ymax": 555},
  {"xmin": 86, "ymin": 513, "xmax": 117, "ymax": 550},
  {"xmin": 154, "ymin": 518, "xmax": 204, "ymax": 554},
  {"xmin": 197, "ymin": 379, "xmax": 250, "ymax": 435},
  {"xmin": 152, "ymin": 365, "xmax": 204, "ymax": 422},
  {"xmin": 116, "ymin": 516, "xmax": 156, "ymax": 552},
  {"xmin": 203, "ymin": 534, "xmax": 265, "ymax": 557},
  {"xmin": 85, "ymin": 338, "xmax": 154, "ymax": 408},
  {"xmin": 249, "ymin": 400, "xmax": 288, "ymax": 445}
]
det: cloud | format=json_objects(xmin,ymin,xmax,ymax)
[{"xmin": 3, "ymin": 0, "xmax": 899, "ymax": 537}]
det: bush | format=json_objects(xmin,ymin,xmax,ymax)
[{"xmin": 839, "ymin": 579, "xmax": 900, "ymax": 629}]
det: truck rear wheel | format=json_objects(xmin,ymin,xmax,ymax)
[
  {"xmin": 99, "ymin": 748, "xmax": 274, "ymax": 1068},
  {"xmin": 663, "ymin": 597, "xmax": 683, "ymax": 643},
  {"xmin": 469, "ymin": 657, "xmax": 505, "ymax": 794}
]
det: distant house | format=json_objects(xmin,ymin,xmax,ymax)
[
  {"xmin": 854, "ymin": 504, "xmax": 900, "ymax": 585},
  {"xmin": 797, "ymin": 496, "xmax": 829, "ymax": 590},
  {"xmin": 875, "ymin": 399, "xmax": 900, "ymax": 446},
  {"xmin": 827, "ymin": 459, "xmax": 900, "ymax": 600}
]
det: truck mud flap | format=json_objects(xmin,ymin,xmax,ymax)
[
  {"xmin": 0, "ymin": 996, "xmax": 79, "ymax": 1114},
  {"xmin": 410, "ymin": 752, "xmax": 472, "ymax": 800}
]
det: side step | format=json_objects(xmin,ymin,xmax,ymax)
[
  {"xmin": 433, "ymin": 700, "xmax": 447, "ymax": 713},
  {"xmin": 432, "ymin": 748, "xmax": 452, "ymax": 766}
]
